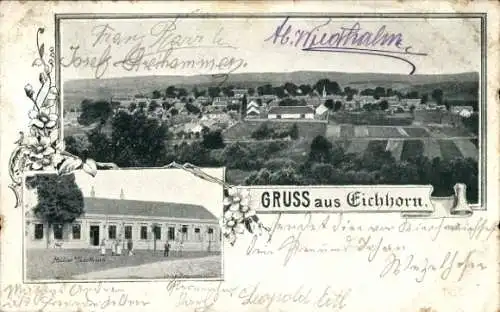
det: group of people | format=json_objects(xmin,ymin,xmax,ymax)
[
  {"xmin": 99, "ymin": 238, "xmax": 184, "ymax": 257},
  {"xmin": 163, "ymin": 240, "xmax": 184, "ymax": 257},
  {"xmin": 100, "ymin": 238, "xmax": 134, "ymax": 256}
]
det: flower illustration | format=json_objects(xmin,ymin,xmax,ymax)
[
  {"xmin": 221, "ymin": 186, "xmax": 260, "ymax": 245},
  {"xmin": 24, "ymin": 84, "xmax": 35, "ymax": 99},
  {"xmin": 28, "ymin": 107, "xmax": 58, "ymax": 130},
  {"xmin": 26, "ymin": 136, "xmax": 56, "ymax": 170}
]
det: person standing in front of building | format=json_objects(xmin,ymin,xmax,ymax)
[
  {"xmin": 127, "ymin": 238, "xmax": 134, "ymax": 256},
  {"xmin": 100, "ymin": 239, "xmax": 106, "ymax": 256},
  {"xmin": 116, "ymin": 239, "xmax": 122, "ymax": 256},
  {"xmin": 164, "ymin": 240, "xmax": 170, "ymax": 257},
  {"xmin": 179, "ymin": 241, "xmax": 184, "ymax": 257}
]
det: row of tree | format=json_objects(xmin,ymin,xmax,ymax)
[{"xmin": 148, "ymin": 79, "xmax": 448, "ymax": 103}]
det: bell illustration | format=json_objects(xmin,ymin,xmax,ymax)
[{"xmin": 450, "ymin": 183, "xmax": 473, "ymax": 216}]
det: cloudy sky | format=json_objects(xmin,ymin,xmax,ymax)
[{"xmin": 59, "ymin": 16, "xmax": 482, "ymax": 79}]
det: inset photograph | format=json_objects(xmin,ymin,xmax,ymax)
[{"xmin": 23, "ymin": 168, "xmax": 224, "ymax": 281}]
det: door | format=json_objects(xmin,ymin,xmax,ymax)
[{"xmin": 89, "ymin": 225, "xmax": 100, "ymax": 246}]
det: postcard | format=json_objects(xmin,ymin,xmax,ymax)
[{"xmin": 0, "ymin": 1, "xmax": 498, "ymax": 312}]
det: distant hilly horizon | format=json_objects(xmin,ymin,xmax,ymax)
[{"xmin": 63, "ymin": 70, "xmax": 479, "ymax": 110}]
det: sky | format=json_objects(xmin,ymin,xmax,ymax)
[
  {"xmin": 59, "ymin": 16, "xmax": 482, "ymax": 80},
  {"xmin": 24, "ymin": 169, "xmax": 225, "ymax": 217}
]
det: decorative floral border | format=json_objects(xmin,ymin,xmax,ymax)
[{"xmin": 8, "ymin": 27, "xmax": 268, "ymax": 246}]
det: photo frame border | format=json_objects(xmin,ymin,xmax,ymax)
[{"xmin": 55, "ymin": 12, "xmax": 488, "ymax": 210}]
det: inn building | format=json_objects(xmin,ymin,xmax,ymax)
[{"xmin": 25, "ymin": 188, "xmax": 221, "ymax": 251}]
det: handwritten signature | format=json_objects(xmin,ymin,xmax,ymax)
[
  {"xmin": 379, "ymin": 249, "xmax": 487, "ymax": 283},
  {"xmin": 61, "ymin": 18, "xmax": 247, "ymax": 79},
  {"xmin": 265, "ymin": 17, "xmax": 427, "ymax": 74}
]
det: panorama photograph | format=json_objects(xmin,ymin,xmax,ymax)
[{"xmin": 60, "ymin": 17, "xmax": 481, "ymax": 203}]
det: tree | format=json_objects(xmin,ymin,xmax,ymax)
[
  {"xmin": 241, "ymin": 94, "xmax": 248, "ymax": 119},
  {"xmin": 247, "ymin": 88, "xmax": 255, "ymax": 96},
  {"xmin": 273, "ymin": 86, "xmax": 286, "ymax": 98},
  {"xmin": 334, "ymin": 101, "xmax": 342, "ymax": 111},
  {"xmin": 379, "ymin": 100, "xmax": 389, "ymax": 110},
  {"xmin": 26, "ymin": 173, "xmax": 84, "ymax": 248},
  {"xmin": 432, "ymin": 89, "xmax": 444, "ymax": 104},
  {"xmin": 192, "ymin": 87, "xmax": 205, "ymax": 98},
  {"xmin": 314, "ymin": 79, "xmax": 341, "ymax": 95},
  {"xmin": 289, "ymin": 123, "xmax": 299, "ymax": 140},
  {"xmin": 421, "ymin": 93, "xmax": 428, "ymax": 104},
  {"xmin": 324, "ymin": 99, "xmax": 334, "ymax": 110},
  {"xmin": 177, "ymin": 88, "xmax": 188, "ymax": 97},
  {"xmin": 106, "ymin": 110, "xmax": 169, "ymax": 167},
  {"xmin": 444, "ymin": 100, "xmax": 450, "ymax": 111},
  {"xmin": 128, "ymin": 102, "xmax": 137, "ymax": 112},
  {"xmin": 309, "ymin": 135, "xmax": 332, "ymax": 163},
  {"xmin": 152, "ymin": 90, "xmax": 162, "ymax": 99},
  {"xmin": 170, "ymin": 108, "xmax": 178, "ymax": 116},
  {"xmin": 185, "ymin": 103, "xmax": 201, "ymax": 114},
  {"xmin": 165, "ymin": 86, "xmax": 177, "ymax": 98},
  {"xmin": 222, "ymin": 87, "xmax": 234, "ymax": 97},
  {"xmin": 283, "ymin": 82, "xmax": 298, "ymax": 96},
  {"xmin": 251, "ymin": 122, "xmax": 274, "ymax": 139},
  {"xmin": 208, "ymin": 87, "xmax": 221, "ymax": 98},
  {"xmin": 299, "ymin": 84, "xmax": 312, "ymax": 95},
  {"xmin": 64, "ymin": 135, "xmax": 90, "ymax": 159},
  {"xmin": 148, "ymin": 100, "xmax": 160, "ymax": 112},
  {"xmin": 202, "ymin": 130, "xmax": 225, "ymax": 149},
  {"xmin": 78, "ymin": 99, "xmax": 113, "ymax": 126}
]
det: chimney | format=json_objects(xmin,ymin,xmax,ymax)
[
  {"xmin": 90, "ymin": 186, "xmax": 95, "ymax": 197},
  {"xmin": 120, "ymin": 188, "xmax": 125, "ymax": 200}
]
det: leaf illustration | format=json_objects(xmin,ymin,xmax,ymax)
[
  {"xmin": 57, "ymin": 157, "xmax": 83, "ymax": 176},
  {"xmin": 244, "ymin": 218, "xmax": 253, "ymax": 234},
  {"xmin": 49, "ymin": 130, "xmax": 59, "ymax": 143},
  {"xmin": 82, "ymin": 158, "xmax": 98, "ymax": 177},
  {"xmin": 32, "ymin": 58, "xmax": 43, "ymax": 67},
  {"xmin": 251, "ymin": 215, "xmax": 259, "ymax": 222},
  {"xmin": 39, "ymin": 43, "xmax": 45, "ymax": 58},
  {"xmin": 35, "ymin": 79, "xmax": 50, "ymax": 109}
]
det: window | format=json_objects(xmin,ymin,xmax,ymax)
[
  {"xmin": 181, "ymin": 225, "xmax": 188, "ymax": 241},
  {"xmin": 34, "ymin": 224, "xmax": 43, "ymax": 240},
  {"xmin": 124, "ymin": 225, "xmax": 132, "ymax": 239},
  {"xmin": 53, "ymin": 224, "xmax": 63, "ymax": 240},
  {"xmin": 208, "ymin": 227, "xmax": 214, "ymax": 241},
  {"xmin": 277, "ymin": 114, "xmax": 282, "ymax": 119},
  {"xmin": 72, "ymin": 224, "xmax": 81, "ymax": 240},
  {"xmin": 108, "ymin": 225, "xmax": 117, "ymax": 239},
  {"xmin": 153, "ymin": 226, "xmax": 161, "ymax": 240},
  {"xmin": 300, "ymin": 114, "xmax": 305, "ymax": 118},
  {"xmin": 140, "ymin": 226, "xmax": 148, "ymax": 240},
  {"xmin": 168, "ymin": 227, "xmax": 175, "ymax": 240},
  {"xmin": 194, "ymin": 228, "xmax": 201, "ymax": 241}
]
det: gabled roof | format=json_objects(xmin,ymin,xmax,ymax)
[
  {"xmin": 83, "ymin": 197, "xmax": 217, "ymax": 220},
  {"xmin": 246, "ymin": 107, "xmax": 260, "ymax": 115},
  {"xmin": 268, "ymin": 106, "xmax": 315, "ymax": 115},
  {"xmin": 247, "ymin": 101, "xmax": 259, "ymax": 108},
  {"xmin": 315, "ymin": 104, "xmax": 329, "ymax": 115}
]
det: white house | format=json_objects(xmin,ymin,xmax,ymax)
[
  {"xmin": 315, "ymin": 104, "xmax": 329, "ymax": 116},
  {"xmin": 451, "ymin": 105, "xmax": 474, "ymax": 116},
  {"xmin": 25, "ymin": 194, "xmax": 221, "ymax": 252},
  {"xmin": 268, "ymin": 106, "xmax": 315, "ymax": 119}
]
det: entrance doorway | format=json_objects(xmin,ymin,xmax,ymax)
[{"xmin": 89, "ymin": 225, "xmax": 100, "ymax": 246}]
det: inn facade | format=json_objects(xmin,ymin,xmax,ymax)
[{"xmin": 25, "ymin": 195, "xmax": 221, "ymax": 252}]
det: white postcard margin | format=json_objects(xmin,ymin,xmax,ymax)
[{"xmin": 0, "ymin": 2, "xmax": 498, "ymax": 312}]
